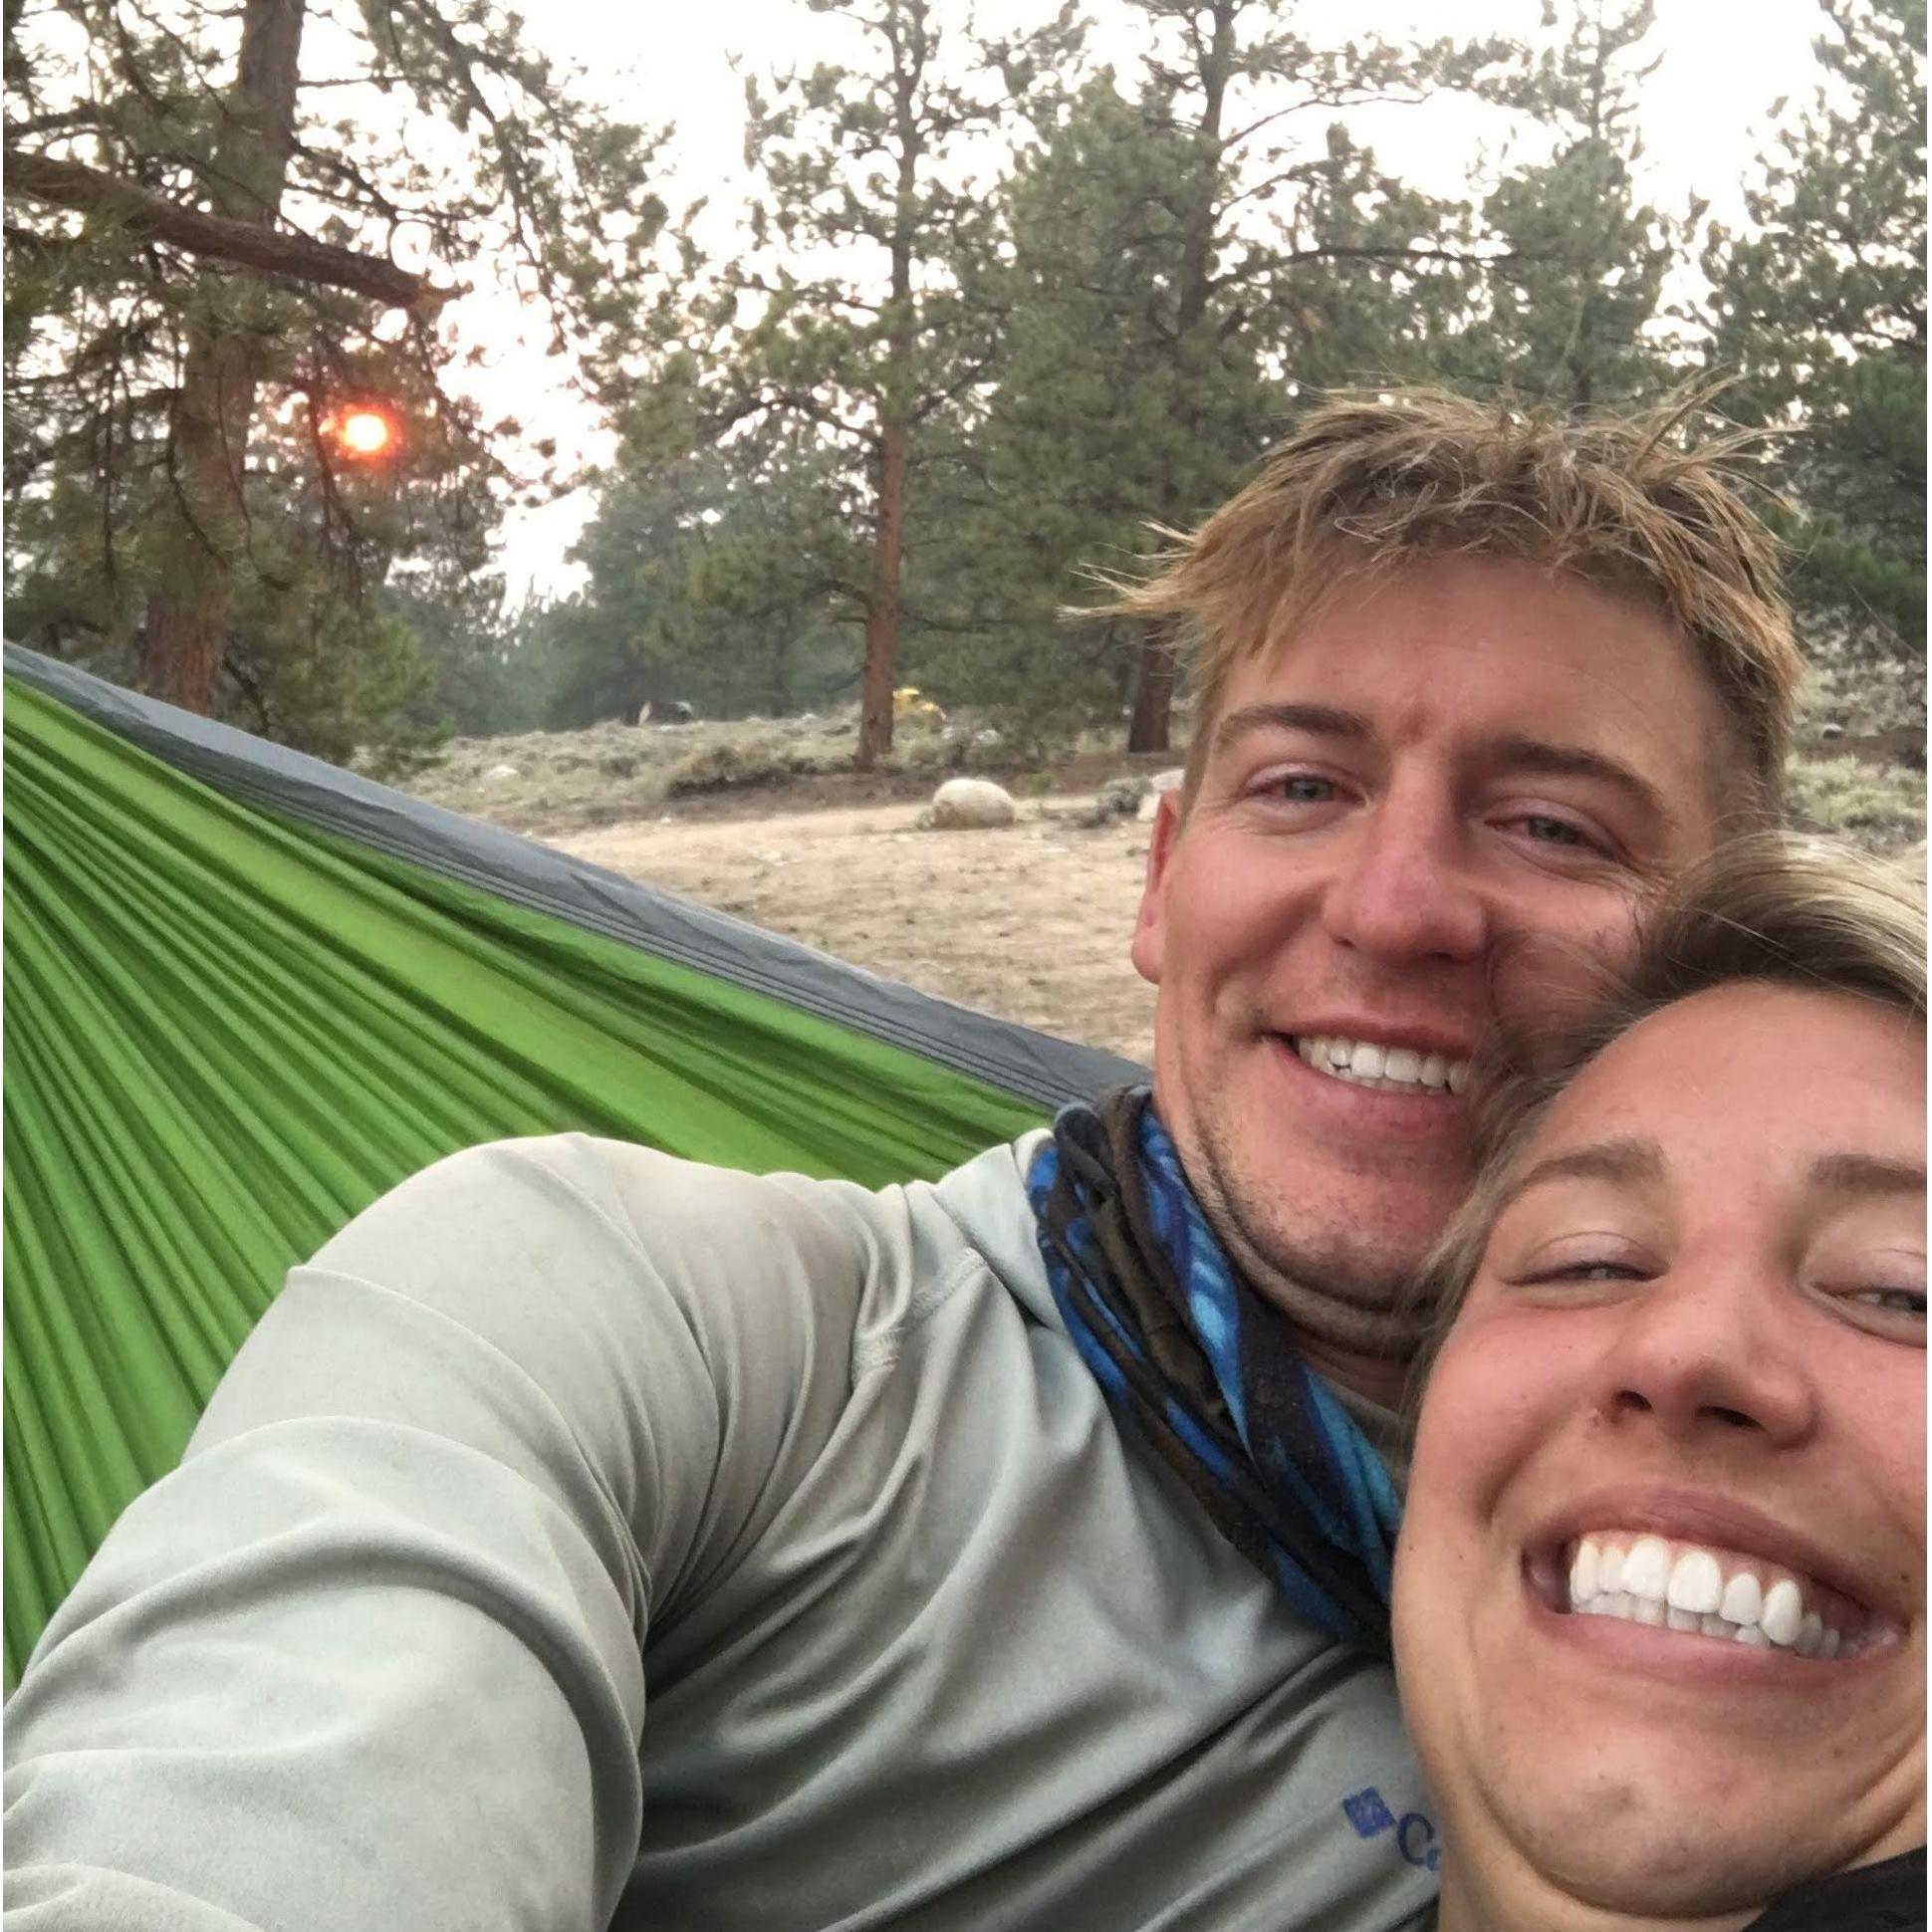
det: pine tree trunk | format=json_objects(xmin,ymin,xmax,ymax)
[
  {"xmin": 1129, "ymin": 0, "xmax": 1236, "ymax": 758},
  {"xmin": 855, "ymin": 417, "xmax": 909, "ymax": 771},
  {"xmin": 852, "ymin": 1, "xmax": 931, "ymax": 774},
  {"xmin": 1126, "ymin": 621, "xmax": 1181, "ymax": 755},
  {"xmin": 140, "ymin": 0, "xmax": 306, "ymax": 714}
]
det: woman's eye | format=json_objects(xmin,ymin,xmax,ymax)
[
  {"xmin": 1502, "ymin": 1249, "xmax": 1652, "ymax": 1288},
  {"xmin": 1528, "ymin": 1259, "xmax": 1645, "ymax": 1284},
  {"xmin": 1845, "ymin": 1287, "xmax": 1927, "ymax": 1320}
]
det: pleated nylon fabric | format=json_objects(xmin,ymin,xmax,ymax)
[{"xmin": 2, "ymin": 676, "xmax": 1047, "ymax": 1684}]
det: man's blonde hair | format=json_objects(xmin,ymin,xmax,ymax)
[
  {"xmin": 1102, "ymin": 387, "xmax": 1804, "ymax": 819},
  {"xmin": 1408, "ymin": 832, "xmax": 1926, "ymax": 1399}
]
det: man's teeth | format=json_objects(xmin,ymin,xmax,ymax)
[
  {"xmin": 1566, "ymin": 1533, "xmax": 1860, "ymax": 1659},
  {"xmin": 1294, "ymin": 1034, "xmax": 1471, "ymax": 1095}
]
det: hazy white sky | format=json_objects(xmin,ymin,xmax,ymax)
[{"xmin": 487, "ymin": 0, "xmax": 1838, "ymax": 598}]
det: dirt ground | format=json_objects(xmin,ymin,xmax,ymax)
[{"xmin": 548, "ymin": 791, "xmax": 1161, "ymax": 1065}]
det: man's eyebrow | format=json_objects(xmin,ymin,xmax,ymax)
[
  {"xmin": 1488, "ymin": 734, "xmax": 1678, "ymax": 834},
  {"xmin": 1808, "ymin": 1152, "xmax": 1927, "ymax": 1204},
  {"xmin": 1494, "ymin": 1135, "xmax": 1665, "ymax": 1215},
  {"xmin": 1209, "ymin": 710, "xmax": 1678, "ymax": 832},
  {"xmin": 1211, "ymin": 701, "xmax": 1370, "ymax": 763}
]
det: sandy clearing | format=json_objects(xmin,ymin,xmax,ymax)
[{"xmin": 547, "ymin": 794, "xmax": 1160, "ymax": 1066}]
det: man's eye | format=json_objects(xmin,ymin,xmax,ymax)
[
  {"xmin": 1274, "ymin": 775, "xmax": 1337, "ymax": 805},
  {"xmin": 1519, "ymin": 815, "xmax": 1594, "ymax": 848}
]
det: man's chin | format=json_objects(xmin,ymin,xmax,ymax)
[{"xmin": 1193, "ymin": 1141, "xmax": 1452, "ymax": 1330}]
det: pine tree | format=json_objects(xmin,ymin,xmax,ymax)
[
  {"xmin": 1450, "ymin": 0, "xmax": 1687, "ymax": 413},
  {"xmin": 541, "ymin": 422, "xmax": 863, "ymax": 728},
  {"xmin": 1084, "ymin": 0, "xmax": 1518, "ymax": 751},
  {"xmin": 4, "ymin": 0, "xmax": 669, "ymax": 751},
  {"xmin": 661, "ymin": 0, "xmax": 1083, "ymax": 769},
  {"xmin": 1702, "ymin": 0, "xmax": 1925, "ymax": 685},
  {"xmin": 936, "ymin": 6, "xmax": 1516, "ymax": 754}
]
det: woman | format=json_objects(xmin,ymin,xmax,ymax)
[{"xmin": 1393, "ymin": 834, "xmax": 1925, "ymax": 1931}]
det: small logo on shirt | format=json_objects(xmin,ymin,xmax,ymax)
[{"xmin": 1341, "ymin": 1786, "xmax": 1440, "ymax": 1872}]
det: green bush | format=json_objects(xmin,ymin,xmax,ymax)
[{"xmin": 1785, "ymin": 752, "xmax": 1925, "ymax": 854}]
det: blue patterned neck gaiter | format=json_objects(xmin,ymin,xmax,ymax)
[{"xmin": 1029, "ymin": 1086, "xmax": 1402, "ymax": 1655}]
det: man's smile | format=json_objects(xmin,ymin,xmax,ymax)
[{"xmin": 1287, "ymin": 1031, "xmax": 1474, "ymax": 1096}]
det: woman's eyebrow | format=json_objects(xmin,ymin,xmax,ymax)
[
  {"xmin": 1493, "ymin": 1135, "xmax": 1665, "ymax": 1216},
  {"xmin": 1808, "ymin": 1152, "xmax": 1927, "ymax": 1204}
]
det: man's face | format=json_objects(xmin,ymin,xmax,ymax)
[
  {"xmin": 1131, "ymin": 556, "xmax": 1731, "ymax": 1328},
  {"xmin": 1393, "ymin": 983, "xmax": 1925, "ymax": 1922}
]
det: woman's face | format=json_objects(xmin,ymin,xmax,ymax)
[{"xmin": 1393, "ymin": 981, "xmax": 1925, "ymax": 1926}]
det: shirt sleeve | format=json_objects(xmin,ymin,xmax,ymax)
[{"xmin": 3, "ymin": 1134, "xmax": 869, "ymax": 1932}]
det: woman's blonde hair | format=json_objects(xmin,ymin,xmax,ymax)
[
  {"xmin": 1408, "ymin": 833, "xmax": 1927, "ymax": 1397},
  {"xmin": 1098, "ymin": 387, "xmax": 1803, "ymax": 823}
]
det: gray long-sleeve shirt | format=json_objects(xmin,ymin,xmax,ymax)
[{"xmin": 5, "ymin": 1130, "xmax": 1439, "ymax": 1931}]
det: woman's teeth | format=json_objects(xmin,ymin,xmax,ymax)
[
  {"xmin": 1565, "ymin": 1533, "xmax": 1868, "ymax": 1659},
  {"xmin": 1293, "ymin": 1035, "xmax": 1471, "ymax": 1095}
]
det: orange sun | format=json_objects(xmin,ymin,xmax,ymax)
[{"xmin": 336, "ymin": 409, "xmax": 393, "ymax": 457}]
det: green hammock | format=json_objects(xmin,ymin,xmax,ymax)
[{"xmin": 2, "ymin": 648, "xmax": 1139, "ymax": 1685}]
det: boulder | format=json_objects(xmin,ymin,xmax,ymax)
[
  {"xmin": 1136, "ymin": 767, "xmax": 1186, "ymax": 822},
  {"xmin": 928, "ymin": 777, "xmax": 1017, "ymax": 830},
  {"xmin": 482, "ymin": 763, "xmax": 521, "ymax": 783}
]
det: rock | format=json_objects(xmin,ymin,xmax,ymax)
[
  {"xmin": 1819, "ymin": 721, "xmax": 1846, "ymax": 741},
  {"xmin": 482, "ymin": 763, "xmax": 521, "ymax": 783},
  {"xmin": 1136, "ymin": 767, "xmax": 1186, "ymax": 821},
  {"xmin": 927, "ymin": 777, "xmax": 1017, "ymax": 830}
]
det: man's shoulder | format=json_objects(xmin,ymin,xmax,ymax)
[
  {"xmin": 324, "ymin": 1127, "xmax": 1046, "ymax": 1255},
  {"xmin": 304, "ymin": 1127, "xmax": 1055, "ymax": 1362}
]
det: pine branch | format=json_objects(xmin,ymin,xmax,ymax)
[
  {"xmin": 4, "ymin": 105, "xmax": 110, "ymax": 137},
  {"xmin": 5, "ymin": 146, "xmax": 452, "ymax": 312}
]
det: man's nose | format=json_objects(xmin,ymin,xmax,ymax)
[
  {"xmin": 1592, "ymin": 1251, "xmax": 1816, "ymax": 1448},
  {"xmin": 1320, "ymin": 793, "xmax": 1487, "ymax": 963}
]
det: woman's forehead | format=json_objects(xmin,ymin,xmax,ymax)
[{"xmin": 1516, "ymin": 983, "xmax": 1925, "ymax": 1197}]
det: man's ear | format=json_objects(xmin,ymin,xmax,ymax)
[{"xmin": 1130, "ymin": 789, "xmax": 1184, "ymax": 987}]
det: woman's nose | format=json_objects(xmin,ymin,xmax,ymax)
[{"xmin": 1593, "ymin": 1255, "xmax": 1817, "ymax": 1447}]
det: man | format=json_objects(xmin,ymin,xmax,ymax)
[{"xmin": 4, "ymin": 392, "xmax": 1802, "ymax": 1931}]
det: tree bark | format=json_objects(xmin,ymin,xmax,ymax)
[
  {"xmin": 853, "ymin": 0, "xmax": 928, "ymax": 773},
  {"xmin": 1129, "ymin": 0, "xmax": 1237, "ymax": 757},
  {"xmin": 4, "ymin": 148, "xmax": 441, "ymax": 311},
  {"xmin": 140, "ymin": 0, "xmax": 307, "ymax": 714},
  {"xmin": 1125, "ymin": 620, "xmax": 1182, "ymax": 754},
  {"xmin": 856, "ymin": 417, "xmax": 909, "ymax": 768}
]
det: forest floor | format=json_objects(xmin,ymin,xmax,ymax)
[
  {"xmin": 402, "ymin": 690, "xmax": 1923, "ymax": 1067},
  {"xmin": 547, "ymin": 784, "xmax": 1162, "ymax": 1064}
]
